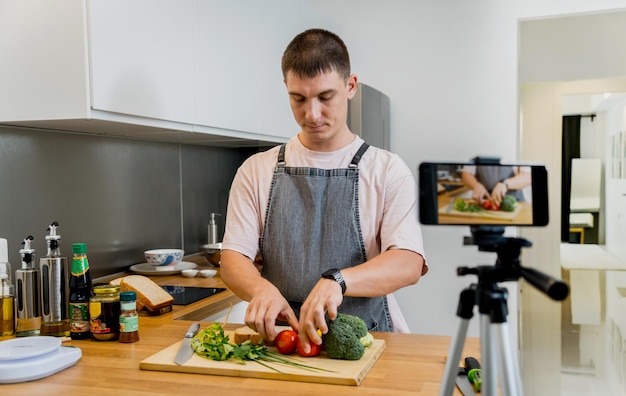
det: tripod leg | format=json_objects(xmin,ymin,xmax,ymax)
[
  {"xmin": 480, "ymin": 314, "xmax": 498, "ymax": 396},
  {"xmin": 493, "ymin": 321, "xmax": 523, "ymax": 395},
  {"xmin": 440, "ymin": 287, "xmax": 476, "ymax": 396},
  {"xmin": 440, "ymin": 317, "xmax": 471, "ymax": 396}
]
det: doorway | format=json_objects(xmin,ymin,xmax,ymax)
[{"xmin": 521, "ymin": 78, "xmax": 626, "ymax": 396}]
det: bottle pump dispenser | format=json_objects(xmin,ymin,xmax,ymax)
[
  {"xmin": 208, "ymin": 213, "xmax": 221, "ymax": 245},
  {"xmin": 40, "ymin": 222, "xmax": 70, "ymax": 336},
  {"xmin": 15, "ymin": 236, "xmax": 41, "ymax": 336}
]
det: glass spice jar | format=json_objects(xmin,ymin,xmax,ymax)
[
  {"xmin": 118, "ymin": 291, "xmax": 139, "ymax": 343},
  {"xmin": 89, "ymin": 285, "xmax": 120, "ymax": 341}
]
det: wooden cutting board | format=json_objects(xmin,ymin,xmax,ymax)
[
  {"xmin": 439, "ymin": 201, "xmax": 523, "ymax": 221},
  {"xmin": 140, "ymin": 335, "xmax": 385, "ymax": 386}
]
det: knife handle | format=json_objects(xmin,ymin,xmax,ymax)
[
  {"xmin": 464, "ymin": 357, "xmax": 481, "ymax": 391},
  {"xmin": 185, "ymin": 323, "xmax": 200, "ymax": 338}
]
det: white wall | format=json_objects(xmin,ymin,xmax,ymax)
[
  {"xmin": 310, "ymin": 0, "xmax": 626, "ymax": 336},
  {"xmin": 308, "ymin": 2, "xmax": 626, "ymax": 395}
]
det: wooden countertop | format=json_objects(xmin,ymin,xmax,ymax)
[{"xmin": 1, "ymin": 254, "xmax": 480, "ymax": 395}]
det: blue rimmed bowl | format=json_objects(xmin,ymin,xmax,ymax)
[{"xmin": 144, "ymin": 249, "xmax": 185, "ymax": 269}]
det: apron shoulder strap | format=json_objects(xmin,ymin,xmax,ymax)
[
  {"xmin": 276, "ymin": 143, "xmax": 287, "ymax": 168},
  {"xmin": 349, "ymin": 143, "xmax": 370, "ymax": 168}
]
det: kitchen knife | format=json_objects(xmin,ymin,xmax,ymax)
[
  {"xmin": 455, "ymin": 367, "xmax": 476, "ymax": 396},
  {"xmin": 174, "ymin": 323, "xmax": 200, "ymax": 365},
  {"xmin": 464, "ymin": 356, "xmax": 482, "ymax": 392}
]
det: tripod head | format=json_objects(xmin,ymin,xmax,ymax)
[{"xmin": 459, "ymin": 226, "xmax": 569, "ymax": 301}]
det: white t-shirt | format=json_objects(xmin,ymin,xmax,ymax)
[{"xmin": 223, "ymin": 135, "xmax": 427, "ymax": 273}]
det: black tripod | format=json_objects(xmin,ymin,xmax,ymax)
[{"xmin": 440, "ymin": 227, "xmax": 569, "ymax": 396}]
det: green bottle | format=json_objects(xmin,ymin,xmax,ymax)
[{"xmin": 69, "ymin": 243, "xmax": 92, "ymax": 340}]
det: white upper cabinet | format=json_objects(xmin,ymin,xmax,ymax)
[
  {"xmin": 89, "ymin": 0, "xmax": 195, "ymax": 124},
  {"xmin": 0, "ymin": 0, "xmax": 90, "ymax": 122},
  {"xmin": 0, "ymin": 0, "xmax": 330, "ymax": 145},
  {"xmin": 194, "ymin": 0, "xmax": 300, "ymax": 140}
]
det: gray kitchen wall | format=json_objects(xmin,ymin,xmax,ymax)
[{"xmin": 0, "ymin": 125, "xmax": 263, "ymax": 278}]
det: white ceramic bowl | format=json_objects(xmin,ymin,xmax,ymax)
[
  {"xmin": 181, "ymin": 269, "xmax": 199, "ymax": 278},
  {"xmin": 199, "ymin": 269, "xmax": 217, "ymax": 278},
  {"xmin": 144, "ymin": 249, "xmax": 185, "ymax": 269}
]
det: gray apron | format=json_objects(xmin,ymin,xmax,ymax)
[
  {"xmin": 475, "ymin": 166, "xmax": 525, "ymax": 201},
  {"xmin": 260, "ymin": 142, "xmax": 391, "ymax": 332}
]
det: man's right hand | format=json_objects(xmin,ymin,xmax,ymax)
[
  {"xmin": 220, "ymin": 249, "xmax": 299, "ymax": 341},
  {"xmin": 471, "ymin": 184, "xmax": 490, "ymax": 203},
  {"xmin": 244, "ymin": 286, "xmax": 299, "ymax": 342}
]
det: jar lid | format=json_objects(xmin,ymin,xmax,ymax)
[
  {"xmin": 93, "ymin": 285, "xmax": 120, "ymax": 294},
  {"xmin": 120, "ymin": 291, "xmax": 137, "ymax": 301}
]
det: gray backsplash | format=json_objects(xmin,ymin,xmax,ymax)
[{"xmin": 0, "ymin": 125, "xmax": 266, "ymax": 278}]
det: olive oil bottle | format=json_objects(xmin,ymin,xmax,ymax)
[
  {"xmin": 1, "ymin": 276, "xmax": 15, "ymax": 336},
  {"xmin": 15, "ymin": 236, "xmax": 41, "ymax": 337},
  {"xmin": 0, "ymin": 238, "xmax": 15, "ymax": 336}
]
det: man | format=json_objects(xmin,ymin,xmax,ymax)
[{"xmin": 220, "ymin": 28, "xmax": 426, "ymax": 353}]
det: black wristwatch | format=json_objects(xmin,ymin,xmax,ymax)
[
  {"xmin": 321, "ymin": 269, "xmax": 346, "ymax": 295},
  {"xmin": 499, "ymin": 178, "xmax": 509, "ymax": 190}
]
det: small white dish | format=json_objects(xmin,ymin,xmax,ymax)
[
  {"xmin": 181, "ymin": 269, "xmax": 199, "ymax": 278},
  {"xmin": 199, "ymin": 269, "xmax": 217, "ymax": 278}
]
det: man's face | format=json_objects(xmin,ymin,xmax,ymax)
[{"xmin": 285, "ymin": 69, "xmax": 357, "ymax": 151}]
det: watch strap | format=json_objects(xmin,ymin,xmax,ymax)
[{"xmin": 322, "ymin": 269, "xmax": 346, "ymax": 295}]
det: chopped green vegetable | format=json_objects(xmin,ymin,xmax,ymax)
[
  {"xmin": 453, "ymin": 198, "xmax": 481, "ymax": 212},
  {"xmin": 191, "ymin": 322, "xmax": 235, "ymax": 361},
  {"xmin": 453, "ymin": 197, "xmax": 467, "ymax": 211}
]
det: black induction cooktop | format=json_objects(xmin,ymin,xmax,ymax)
[{"xmin": 160, "ymin": 286, "xmax": 226, "ymax": 305}]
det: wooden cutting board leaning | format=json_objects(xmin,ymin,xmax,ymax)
[{"xmin": 140, "ymin": 329, "xmax": 386, "ymax": 386}]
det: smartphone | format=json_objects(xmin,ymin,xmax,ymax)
[{"xmin": 418, "ymin": 162, "xmax": 549, "ymax": 226}]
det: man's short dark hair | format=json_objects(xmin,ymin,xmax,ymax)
[{"xmin": 281, "ymin": 28, "xmax": 351, "ymax": 80}]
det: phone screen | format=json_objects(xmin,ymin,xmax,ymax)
[{"xmin": 419, "ymin": 162, "xmax": 549, "ymax": 226}]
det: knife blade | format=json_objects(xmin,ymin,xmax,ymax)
[
  {"xmin": 174, "ymin": 323, "xmax": 200, "ymax": 365},
  {"xmin": 455, "ymin": 367, "xmax": 476, "ymax": 396}
]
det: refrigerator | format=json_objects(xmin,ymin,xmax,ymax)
[{"xmin": 347, "ymin": 83, "xmax": 390, "ymax": 150}]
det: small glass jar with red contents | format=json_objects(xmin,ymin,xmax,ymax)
[{"xmin": 118, "ymin": 291, "xmax": 139, "ymax": 343}]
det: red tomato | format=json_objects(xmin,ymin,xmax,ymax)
[
  {"xmin": 482, "ymin": 200, "xmax": 492, "ymax": 210},
  {"xmin": 275, "ymin": 329, "xmax": 298, "ymax": 355},
  {"xmin": 296, "ymin": 337, "xmax": 321, "ymax": 357}
]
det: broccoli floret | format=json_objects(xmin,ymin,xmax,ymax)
[
  {"xmin": 501, "ymin": 195, "xmax": 517, "ymax": 212},
  {"xmin": 322, "ymin": 313, "xmax": 371, "ymax": 360},
  {"xmin": 360, "ymin": 332, "xmax": 374, "ymax": 347}
]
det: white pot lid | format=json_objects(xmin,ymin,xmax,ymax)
[{"xmin": 0, "ymin": 336, "xmax": 61, "ymax": 361}]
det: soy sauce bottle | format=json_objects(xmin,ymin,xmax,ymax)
[{"xmin": 69, "ymin": 243, "xmax": 92, "ymax": 340}]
